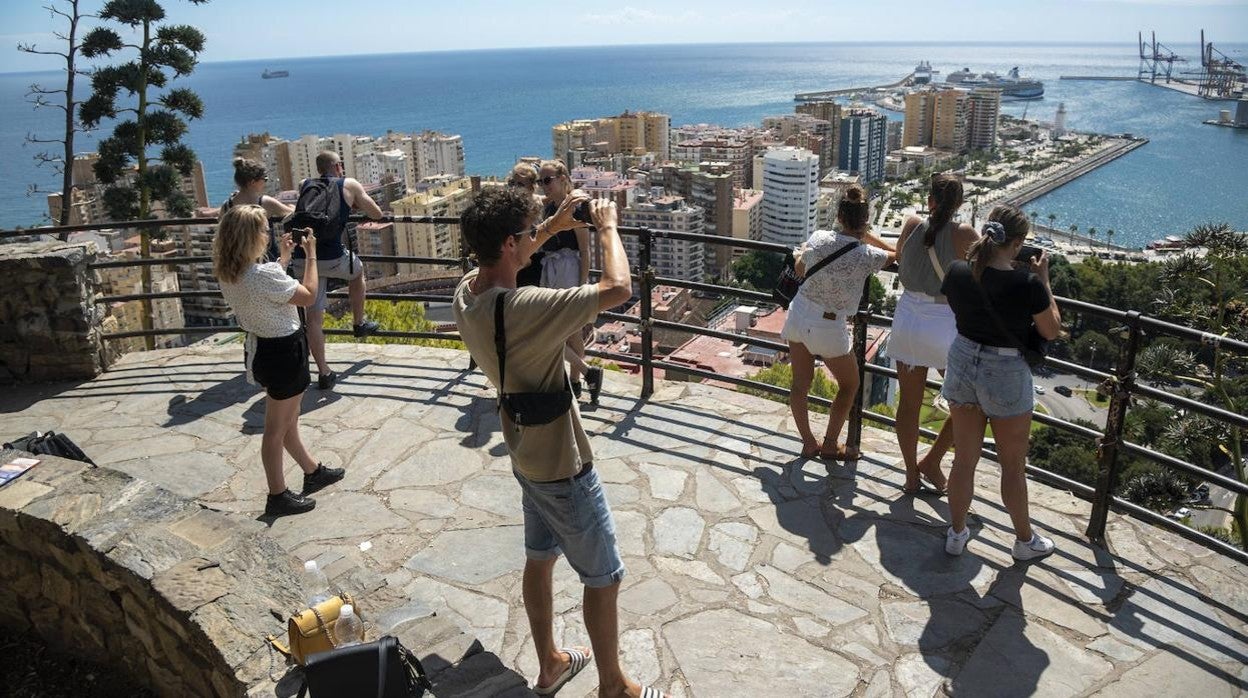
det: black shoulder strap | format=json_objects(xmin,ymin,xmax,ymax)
[
  {"xmin": 494, "ymin": 292, "xmax": 507, "ymax": 396},
  {"xmin": 800, "ymin": 241, "xmax": 860, "ymax": 284},
  {"xmin": 973, "ymin": 274, "xmax": 1028, "ymax": 353},
  {"xmin": 376, "ymin": 638, "xmax": 388, "ymax": 698}
]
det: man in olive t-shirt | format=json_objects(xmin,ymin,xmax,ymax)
[{"xmin": 453, "ymin": 188, "xmax": 662, "ymax": 698}]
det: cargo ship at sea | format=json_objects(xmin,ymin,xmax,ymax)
[
  {"xmin": 946, "ymin": 66, "xmax": 1044, "ymax": 100},
  {"xmin": 261, "ymin": 69, "xmax": 289, "ymax": 79}
]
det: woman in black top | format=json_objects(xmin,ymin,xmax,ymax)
[{"xmin": 939, "ymin": 205, "xmax": 1063, "ymax": 561}]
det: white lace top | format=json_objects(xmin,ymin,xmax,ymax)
[
  {"xmin": 219, "ymin": 262, "xmax": 301, "ymax": 338},
  {"xmin": 796, "ymin": 230, "xmax": 890, "ymax": 313}
]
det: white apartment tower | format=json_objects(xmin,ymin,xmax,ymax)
[
  {"xmin": 760, "ymin": 147, "xmax": 820, "ymax": 248},
  {"xmin": 1053, "ymin": 103, "xmax": 1068, "ymax": 137}
]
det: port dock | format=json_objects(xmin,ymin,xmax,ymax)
[
  {"xmin": 995, "ymin": 137, "xmax": 1149, "ymax": 216},
  {"xmin": 795, "ymin": 73, "xmax": 914, "ymax": 102}
]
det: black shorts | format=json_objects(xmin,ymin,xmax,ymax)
[{"xmin": 249, "ymin": 329, "xmax": 310, "ymax": 400}]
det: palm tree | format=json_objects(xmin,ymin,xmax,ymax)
[
  {"xmin": 1047, "ymin": 213, "xmax": 1057, "ymax": 234},
  {"xmin": 1106, "ymin": 229, "xmax": 1115, "ymax": 251},
  {"xmin": 1088, "ymin": 227, "xmax": 1099, "ymax": 251},
  {"xmin": 1068, "ymin": 223, "xmax": 1079, "ymax": 247}
]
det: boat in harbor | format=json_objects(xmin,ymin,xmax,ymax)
[
  {"xmin": 913, "ymin": 60, "xmax": 937, "ymax": 85},
  {"xmin": 946, "ymin": 66, "xmax": 1044, "ymax": 100},
  {"xmin": 261, "ymin": 69, "xmax": 289, "ymax": 79}
]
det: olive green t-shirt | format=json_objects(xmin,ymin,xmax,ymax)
[{"xmin": 453, "ymin": 269, "xmax": 599, "ymax": 482}]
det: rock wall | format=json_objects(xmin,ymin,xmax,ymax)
[
  {"xmin": 0, "ymin": 452, "xmax": 302, "ymax": 697},
  {"xmin": 0, "ymin": 240, "xmax": 113, "ymax": 384}
]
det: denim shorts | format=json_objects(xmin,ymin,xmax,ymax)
[
  {"xmin": 513, "ymin": 465, "xmax": 626, "ymax": 588},
  {"xmin": 941, "ymin": 334, "xmax": 1034, "ymax": 419}
]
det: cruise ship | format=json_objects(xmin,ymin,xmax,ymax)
[
  {"xmin": 913, "ymin": 60, "xmax": 937, "ymax": 85},
  {"xmin": 945, "ymin": 66, "xmax": 1044, "ymax": 100},
  {"xmin": 261, "ymin": 69, "xmax": 289, "ymax": 79}
]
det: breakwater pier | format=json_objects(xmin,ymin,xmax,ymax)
[{"xmin": 795, "ymin": 73, "xmax": 914, "ymax": 101}]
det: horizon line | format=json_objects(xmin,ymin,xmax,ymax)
[{"xmin": 6, "ymin": 38, "xmax": 1246, "ymax": 76}]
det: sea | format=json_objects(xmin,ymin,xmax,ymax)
[{"xmin": 1, "ymin": 41, "xmax": 1245, "ymax": 246}]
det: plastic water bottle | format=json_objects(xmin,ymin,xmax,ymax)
[
  {"xmin": 334, "ymin": 603, "xmax": 363, "ymax": 647},
  {"xmin": 302, "ymin": 560, "xmax": 331, "ymax": 607}
]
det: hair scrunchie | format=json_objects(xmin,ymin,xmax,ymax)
[{"xmin": 982, "ymin": 221, "xmax": 1007, "ymax": 244}]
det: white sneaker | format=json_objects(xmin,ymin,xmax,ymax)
[
  {"xmin": 945, "ymin": 526, "xmax": 970, "ymax": 555},
  {"xmin": 1012, "ymin": 533, "xmax": 1055, "ymax": 561}
]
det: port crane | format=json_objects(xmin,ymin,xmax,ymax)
[
  {"xmin": 1137, "ymin": 31, "xmax": 1185, "ymax": 84},
  {"xmin": 1196, "ymin": 30, "xmax": 1245, "ymax": 99}
]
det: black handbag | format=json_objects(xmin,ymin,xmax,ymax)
[
  {"xmin": 772, "ymin": 242, "xmax": 860, "ymax": 309},
  {"xmin": 299, "ymin": 635, "xmax": 433, "ymax": 698},
  {"xmin": 494, "ymin": 293, "xmax": 573, "ymax": 426},
  {"xmin": 972, "ymin": 276, "xmax": 1049, "ymax": 369},
  {"xmin": 3, "ymin": 431, "xmax": 95, "ymax": 466}
]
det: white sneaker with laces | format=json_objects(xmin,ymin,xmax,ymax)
[
  {"xmin": 1012, "ymin": 533, "xmax": 1055, "ymax": 561},
  {"xmin": 945, "ymin": 526, "xmax": 970, "ymax": 555}
]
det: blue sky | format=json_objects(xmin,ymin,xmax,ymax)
[{"xmin": 2, "ymin": 0, "xmax": 1246, "ymax": 73}]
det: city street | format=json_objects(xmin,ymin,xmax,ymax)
[{"xmin": 1034, "ymin": 370, "xmax": 1107, "ymax": 427}]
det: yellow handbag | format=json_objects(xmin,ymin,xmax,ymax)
[{"xmin": 267, "ymin": 592, "xmax": 357, "ymax": 665}]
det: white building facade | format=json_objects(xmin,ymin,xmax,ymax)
[{"xmin": 760, "ymin": 147, "xmax": 820, "ymax": 247}]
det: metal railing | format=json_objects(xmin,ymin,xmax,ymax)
[{"xmin": 4, "ymin": 215, "xmax": 1246, "ymax": 563}]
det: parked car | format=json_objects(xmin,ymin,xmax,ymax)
[
  {"xmin": 1169, "ymin": 507, "xmax": 1192, "ymax": 520},
  {"xmin": 1055, "ymin": 385, "xmax": 1073, "ymax": 397},
  {"xmin": 1034, "ymin": 385, "xmax": 1046, "ymax": 395}
]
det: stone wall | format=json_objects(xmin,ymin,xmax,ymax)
[
  {"xmin": 0, "ymin": 451, "xmax": 302, "ymax": 697},
  {"xmin": 0, "ymin": 240, "xmax": 112, "ymax": 384}
]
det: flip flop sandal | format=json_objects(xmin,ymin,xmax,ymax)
[
  {"xmin": 820, "ymin": 445, "xmax": 860, "ymax": 461},
  {"xmin": 532, "ymin": 647, "xmax": 591, "ymax": 695},
  {"xmin": 903, "ymin": 481, "xmax": 945, "ymax": 497}
]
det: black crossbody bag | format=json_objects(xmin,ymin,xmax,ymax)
[
  {"xmin": 298, "ymin": 635, "xmax": 432, "ymax": 698},
  {"xmin": 973, "ymin": 277, "xmax": 1049, "ymax": 370},
  {"xmin": 772, "ymin": 242, "xmax": 860, "ymax": 309},
  {"xmin": 494, "ymin": 293, "xmax": 574, "ymax": 426}
]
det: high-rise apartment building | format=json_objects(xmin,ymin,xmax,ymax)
[
  {"xmin": 355, "ymin": 221, "xmax": 397, "ymax": 280},
  {"xmin": 275, "ymin": 131, "xmax": 464, "ymax": 191},
  {"xmin": 176, "ymin": 207, "xmax": 234, "ymax": 328},
  {"xmin": 932, "ymin": 90, "xmax": 969, "ymax": 154},
  {"xmin": 98, "ymin": 239, "xmax": 186, "ymax": 352},
  {"xmin": 837, "ymin": 109, "xmax": 888, "ymax": 184},
  {"xmin": 47, "ymin": 152, "xmax": 209, "ymax": 225},
  {"xmin": 760, "ymin": 146, "xmax": 819, "ymax": 248},
  {"xmin": 390, "ymin": 177, "xmax": 475, "ymax": 279},
  {"xmin": 966, "ymin": 88, "xmax": 1001, "ymax": 152},
  {"xmin": 902, "ymin": 90, "xmax": 935, "ymax": 149},
  {"xmin": 572, "ymin": 167, "xmax": 643, "ymax": 273},
  {"xmin": 552, "ymin": 111, "xmax": 670, "ymax": 167},
  {"xmin": 620, "ymin": 194, "xmax": 705, "ymax": 284},
  {"xmin": 646, "ymin": 163, "xmax": 735, "ymax": 278},
  {"xmin": 1053, "ymin": 102, "xmax": 1068, "ymax": 137},
  {"xmin": 731, "ymin": 189, "xmax": 764, "ymax": 263}
]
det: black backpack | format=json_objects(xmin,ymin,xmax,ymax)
[
  {"xmin": 4, "ymin": 431, "xmax": 95, "ymax": 466},
  {"xmin": 286, "ymin": 177, "xmax": 346, "ymax": 259}
]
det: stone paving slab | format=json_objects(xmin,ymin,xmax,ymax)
[{"xmin": 2, "ymin": 342, "xmax": 1246, "ymax": 697}]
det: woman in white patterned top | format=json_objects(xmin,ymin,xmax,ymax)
[
  {"xmin": 781, "ymin": 185, "xmax": 896, "ymax": 459},
  {"xmin": 214, "ymin": 206, "xmax": 345, "ymax": 517}
]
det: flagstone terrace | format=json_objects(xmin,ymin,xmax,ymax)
[{"xmin": 1, "ymin": 343, "xmax": 1245, "ymax": 697}]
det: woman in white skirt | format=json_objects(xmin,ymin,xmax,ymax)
[
  {"xmin": 782, "ymin": 185, "xmax": 895, "ymax": 459},
  {"xmin": 890, "ymin": 174, "xmax": 979, "ymax": 494}
]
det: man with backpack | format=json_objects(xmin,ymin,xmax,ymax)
[{"xmin": 288, "ymin": 151, "xmax": 383, "ymax": 389}]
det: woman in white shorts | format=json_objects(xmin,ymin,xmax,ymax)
[
  {"xmin": 781, "ymin": 185, "xmax": 895, "ymax": 459},
  {"xmin": 890, "ymin": 174, "xmax": 979, "ymax": 494}
]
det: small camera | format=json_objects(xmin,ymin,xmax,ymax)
[
  {"xmin": 572, "ymin": 200, "xmax": 593, "ymax": 225},
  {"xmin": 291, "ymin": 227, "xmax": 310, "ymax": 246},
  {"xmin": 1015, "ymin": 244, "xmax": 1042, "ymax": 264}
]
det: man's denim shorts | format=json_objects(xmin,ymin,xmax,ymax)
[
  {"xmin": 941, "ymin": 334, "xmax": 1035, "ymax": 419},
  {"xmin": 513, "ymin": 465, "xmax": 626, "ymax": 588}
]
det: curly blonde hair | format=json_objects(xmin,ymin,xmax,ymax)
[{"xmin": 214, "ymin": 205, "xmax": 269, "ymax": 283}]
